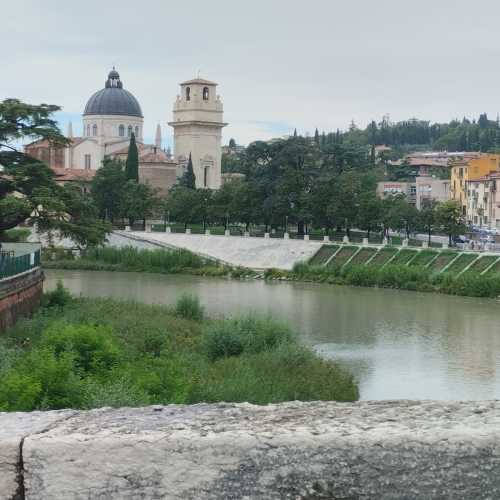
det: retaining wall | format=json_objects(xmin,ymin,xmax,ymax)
[
  {"xmin": 0, "ymin": 268, "xmax": 43, "ymax": 332},
  {"xmin": 109, "ymin": 231, "xmax": 322, "ymax": 270},
  {"xmin": 2, "ymin": 400, "xmax": 500, "ymax": 499}
]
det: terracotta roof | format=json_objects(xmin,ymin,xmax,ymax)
[
  {"xmin": 140, "ymin": 150, "xmax": 174, "ymax": 163},
  {"xmin": 111, "ymin": 142, "xmax": 147, "ymax": 155},
  {"xmin": 180, "ymin": 78, "xmax": 217, "ymax": 86},
  {"xmin": 52, "ymin": 168, "xmax": 95, "ymax": 182}
]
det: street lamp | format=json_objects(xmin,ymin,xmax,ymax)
[
  {"xmin": 285, "ymin": 215, "xmax": 289, "ymax": 234},
  {"xmin": 225, "ymin": 211, "xmax": 229, "ymax": 231}
]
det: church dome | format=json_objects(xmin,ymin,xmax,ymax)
[{"xmin": 83, "ymin": 68, "xmax": 143, "ymax": 118}]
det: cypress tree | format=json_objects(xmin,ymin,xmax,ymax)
[
  {"xmin": 125, "ymin": 132, "xmax": 139, "ymax": 182},
  {"xmin": 293, "ymin": 128, "xmax": 297, "ymax": 138},
  {"xmin": 314, "ymin": 128, "xmax": 320, "ymax": 145},
  {"xmin": 180, "ymin": 152, "xmax": 196, "ymax": 189}
]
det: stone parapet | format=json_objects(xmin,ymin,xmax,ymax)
[{"xmin": 1, "ymin": 400, "xmax": 500, "ymax": 499}]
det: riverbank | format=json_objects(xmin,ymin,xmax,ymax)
[
  {"xmin": 0, "ymin": 285, "xmax": 358, "ymax": 411},
  {"xmin": 267, "ymin": 262, "xmax": 500, "ymax": 298},
  {"xmin": 44, "ymin": 245, "xmax": 500, "ymax": 299}
]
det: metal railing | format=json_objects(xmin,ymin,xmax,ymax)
[{"xmin": 0, "ymin": 249, "xmax": 41, "ymax": 280}]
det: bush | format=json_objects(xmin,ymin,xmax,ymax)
[
  {"xmin": 40, "ymin": 323, "xmax": 121, "ymax": 375},
  {"xmin": 201, "ymin": 316, "xmax": 294, "ymax": 361},
  {"xmin": 0, "ymin": 348, "xmax": 83, "ymax": 411},
  {"xmin": 42, "ymin": 281, "xmax": 73, "ymax": 308},
  {"xmin": 175, "ymin": 294, "xmax": 205, "ymax": 321}
]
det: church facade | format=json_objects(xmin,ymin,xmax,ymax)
[{"xmin": 25, "ymin": 68, "xmax": 225, "ymax": 193}]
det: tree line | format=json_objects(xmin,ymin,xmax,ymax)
[{"xmin": 1, "ymin": 100, "xmax": 465, "ymax": 249}]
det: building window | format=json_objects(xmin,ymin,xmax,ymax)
[
  {"xmin": 92, "ymin": 124, "xmax": 97, "ymax": 136},
  {"xmin": 127, "ymin": 125, "xmax": 132, "ymax": 137},
  {"xmin": 119, "ymin": 125, "xmax": 125, "ymax": 137},
  {"xmin": 204, "ymin": 166, "xmax": 208, "ymax": 187},
  {"xmin": 135, "ymin": 126, "xmax": 139, "ymax": 136},
  {"xmin": 203, "ymin": 87, "xmax": 209, "ymax": 100},
  {"xmin": 84, "ymin": 154, "xmax": 91, "ymax": 170},
  {"xmin": 186, "ymin": 87, "xmax": 191, "ymax": 101},
  {"xmin": 86, "ymin": 125, "xmax": 90, "ymax": 136}
]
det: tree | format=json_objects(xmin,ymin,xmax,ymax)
[
  {"xmin": 417, "ymin": 199, "xmax": 438, "ymax": 245},
  {"xmin": 314, "ymin": 128, "xmax": 320, "ymax": 145},
  {"xmin": 356, "ymin": 192, "xmax": 382, "ymax": 239},
  {"xmin": 0, "ymin": 98, "xmax": 109, "ymax": 246},
  {"xmin": 228, "ymin": 138, "xmax": 236, "ymax": 148},
  {"xmin": 435, "ymin": 200, "xmax": 466, "ymax": 246},
  {"xmin": 90, "ymin": 158, "xmax": 127, "ymax": 222},
  {"xmin": 165, "ymin": 186, "xmax": 202, "ymax": 230},
  {"xmin": 384, "ymin": 195, "xmax": 419, "ymax": 239},
  {"xmin": 56, "ymin": 185, "xmax": 111, "ymax": 249},
  {"xmin": 121, "ymin": 181, "xmax": 157, "ymax": 227},
  {"xmin": 179, "ymin": 153, "xmax": 196, "ymax": 189},
  {"xmin": 125, "ymin": 133, "xmax": 139, "ymax": 182}
]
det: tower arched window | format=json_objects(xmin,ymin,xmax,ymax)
[
  {"xmin": 186, "ymin": 87, "xmax": 191, "ymax": 101},
  {"xmin": 86, "ymin": 125, "xmax": 90, "ymax": 136},
  {"xmin": 127, "ymin": 125, "xmax": 133, "ymax": 137},
  {"xmin": 135, "ymin": 126, "xmax": 139, "ymax": 136},
  {"xmin": 92, "ymin": 124, "xmax": 97, "ymax": 136},
  {"xmin": 203, "ymin": 87, "xmax": 209, "ymax": 100},
  {"xmin": 119, "ymin": 125, "xmax": 125, "ymax": 137}
]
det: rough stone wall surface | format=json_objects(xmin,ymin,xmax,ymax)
[
  {"xmin": 1, "ymin": 401, "xmax": 500, "ymax": 499},
  {"xmin": 0, "ymin": 269, "xmax": 43, "ymax": 332},
  {"xmin": 109, "ymin": 231, "xmax": 322, "ymax": 270}
]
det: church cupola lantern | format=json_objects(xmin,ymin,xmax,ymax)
[{"xmin": 105, "ymin": 67, "xmax": 123, "ymax": 89}]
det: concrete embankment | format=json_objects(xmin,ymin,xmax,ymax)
[
  {"xmin": 2, "ymin": 400, "xmax": 500, "ymax": 499},
  {"xmin": 108, "ymin": 231, "xmax": 322, "ymax": 270}
]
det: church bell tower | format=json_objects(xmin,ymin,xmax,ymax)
[{"xmin": 169, "ymin": 78, "xmax": 226, "ymax": 189}]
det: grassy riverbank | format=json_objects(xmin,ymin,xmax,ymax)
[
  {"xmin": 43, "ymin": 246, "xmax": 255, "ymax": 279},
  {"xmin": 0, "ymin": 285, "xmax": 358, "ymax": 411},
  {"xmin": 265, "ymin": 262, "xmax": 500, "ymax": 298},
  {"xmin": 44, "ymin": 246, "xmax": 500, "ymax": 298}
]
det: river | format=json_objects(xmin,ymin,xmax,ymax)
[{"xmin": 45, "ymin": 269, "xmax": 500, "ymax": 401}]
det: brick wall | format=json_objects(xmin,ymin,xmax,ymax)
[{"xmin": 0, "ymin": 268, "xmax": 44, "ymax": 332}]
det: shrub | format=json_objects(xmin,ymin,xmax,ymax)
[
  {"xmin": 201, "ymin": 316, "xmax": 294, "ymax": 361},
  {"xmin": 175, "ymin": 294, "xmax": 205, "ymax": 321},
  {"xmin": 40, "ymin": 323, "xmax": 121, "ymax": 375},
  {"xmin": 0, "ymin": 348, "xmax": 83, "ymax": 411},
  {"xmin": 42, "ymin": 281, "xmax": 73, "ymax": 308}
]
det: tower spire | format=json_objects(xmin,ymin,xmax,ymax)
[{"xmin": 155, "ymin": 124, "xmax": 162, "ymax": 149}]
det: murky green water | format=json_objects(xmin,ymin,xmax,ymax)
[{"xmin": 45, "ymin": 269, "xmax": 500, "ymax": 400}]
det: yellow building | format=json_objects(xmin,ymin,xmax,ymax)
[{"xmin": 450, "ymin": 154, "xmax": 500, "ymax": 215}]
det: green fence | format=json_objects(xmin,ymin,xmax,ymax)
[{"xmin": 0, "ymin": 249, "xmax": 41, "ymax": 280}]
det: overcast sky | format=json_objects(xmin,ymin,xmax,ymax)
[{"xmin": 3, "ymin": 0, "xmax": 500, "ymax": 147}]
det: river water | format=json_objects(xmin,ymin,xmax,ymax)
[{"xmin": 45, "ymin": 269, "xmax": 500, "ymax": 401}]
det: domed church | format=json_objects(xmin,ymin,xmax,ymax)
[{"xmin": 26, "ymin": 67, "xmax": 225, "ymax": 193}]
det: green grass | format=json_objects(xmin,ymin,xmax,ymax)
[
  {"xmin": 43, "ymin": 246, "xmax": 233, "ymax": 278},
  {"xmin": 327, "ymin": 246, "xmax": 358, "ymax": 268},
  {"xmin": 348, "ymin": 247, "xmax": 377, "ymax": 265},
  {"xmin": 0, "ymin": 291, "xmax": 359, "ymax": 412},
  {"xmin": 369, "ymin": 247, "xmax": 398, "ymax": 266},
  {"xmin": 430, "ymin": 252, "xmax": 458, "ymax": 272},
  {"xmin": 445, "ymin": 253, "xmax": 477, "ymax": 273},
  {"xmin": 309, "ymin": 245, "xmax": 339, "ymax": 265},
  {"xmin": 464, "ymin": 256, "xmax": 497, "ymax": 275},
  {"xmin": 409, "ymin": 251, "xmax": 438, "ymax": 267},
  {"xmin": 485, "ymin": 257, "xmax": 500, "ymax": 276},
  {"xmin": 390, "ymin": 249, "xmax": 419, "ymax": 266}
]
